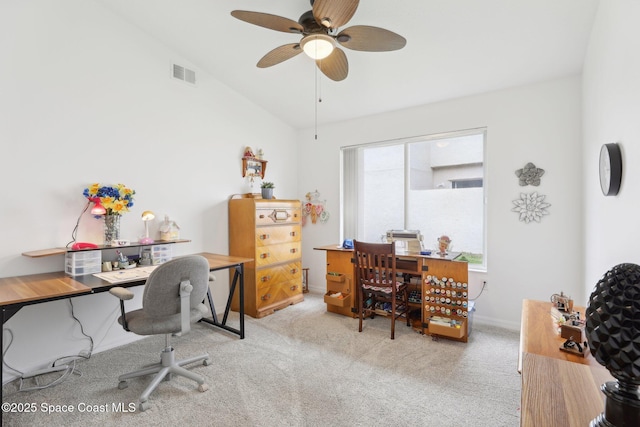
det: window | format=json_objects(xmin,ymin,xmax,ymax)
[{"xmin": 341, "ymin": 129, "xmax": 486, "ymax": 269}]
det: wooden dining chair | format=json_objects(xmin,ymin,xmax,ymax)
[{"xmin": 353, "ymin": 240, "xmax": 409, "ymax": 339}]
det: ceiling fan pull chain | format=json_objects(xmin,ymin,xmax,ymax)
[{"xmin": 315, "ymin": 62, "xmax": 319, "ymax": 140}]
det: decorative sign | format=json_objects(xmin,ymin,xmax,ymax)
[{"xmin": 302, "ymin": 190, "xmax": 329, "ymax": 226}]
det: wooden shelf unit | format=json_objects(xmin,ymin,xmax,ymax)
[{"xmin": 22, "ymin": 239, "xmax": 191, "ymax": 258}]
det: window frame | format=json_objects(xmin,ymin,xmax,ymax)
[{"xmin": 340, "ymin": 128, "xmax": 487, "ymax": 272}]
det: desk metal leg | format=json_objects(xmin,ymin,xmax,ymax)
[
  {"xmin": 1, "ymin": 309, "xmax": 4, "ymax": 408},
  {"xmin": 200, "ymin": 264, "xmax": 245, "ymax": 339},
  {"xmin": 2, "ymin": 305, "xmax": 21, "ymax": 408}
]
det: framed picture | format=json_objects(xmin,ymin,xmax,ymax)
[{"xmin": 242, "ymin": 157, "xmax": 267, "ymax": 179}]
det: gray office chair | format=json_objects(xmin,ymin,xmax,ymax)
[{"xmin": 109, "ymin": 255, "xmax": 211, "ymax": 411}]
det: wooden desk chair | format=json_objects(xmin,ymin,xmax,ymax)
[{"xmin": 353, "ymin": 240, "xmax": 409, "ymax": 339}]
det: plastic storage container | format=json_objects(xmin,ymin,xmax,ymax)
[
  {"xmin": 151, "ymin": 244, "xmax": 173, "ymax": 265},
  {"xmin": 65, "ymin": 251, "xmax": 102, "ymax": 276}
]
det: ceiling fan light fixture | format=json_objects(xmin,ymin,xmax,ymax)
[{"xmin": 300, "ymin": 34, "xmax": 334, "ymax": 60}]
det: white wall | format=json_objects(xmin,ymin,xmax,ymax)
[
  {"xmin": 582, "ymin": 1, "xmax": 640, "ymax": 302},
  {"xmin": 0, "ymin": 0, "xmax": 298, "ymax": 381},
  {"xmin": 298, "ymin": 76, "xmax": 583, "ymax": 330}
]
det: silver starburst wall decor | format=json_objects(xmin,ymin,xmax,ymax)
[{"xmin": 512, "ymin": 192, "xmax": 551, "ymax": 223}]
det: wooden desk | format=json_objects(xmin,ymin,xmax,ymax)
[
  {"xmin": 0, "ymin": 272, "xmax": 91, "ymax": 308},
  {"xmin": 521, "ymin": 353, "xmax": 611, "ymax": 427},
  {"xmin": 519, "ymin": 299, "xmax": 613, "ymax": 426},
  {"xmin": 315, "ymin": 244, "xmax": 470, "ymax": 342},
  {"xmin": 0, "ymin": 253, "xmax": 251, "ymax": 406}
]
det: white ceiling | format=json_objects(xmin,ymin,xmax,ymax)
[{"xmin": 94, "ymin": 0, "xmax": 600, "ymax": 129}]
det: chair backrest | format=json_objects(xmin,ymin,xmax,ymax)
[
  {"xmin": 353, "ymin": 240, "xmax": 398, "ymax": 292},
  {"xmin": 141, "ymin": 255, "xmax": 210, "ymax": 318}
]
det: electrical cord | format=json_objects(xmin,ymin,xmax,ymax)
[
  {"xmin": 65, "ymin": 201, "xmax": 91, "ymax": 248},
  {"xmin": 2, "ymin": 328, "xmax": 75, "ymax": 395},
  {"xmin": 469, "ymin": 281, "xmax": 487, "ymax": 301},
  {"xmin": 51, "ymin": 299, "xmax": 94, "ymax": 368},
  {"xmin": 2, "ymin": 298, "xmax": 94, "ymax": 395}
]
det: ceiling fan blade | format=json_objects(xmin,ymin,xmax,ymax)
[
  {"xmin": 312, "ymin": 0, "xmax": 359, "ymax": 29},
  {"xmin": 231, "ymin": 10, "xmax": 304, "ymax": 34},
  {"xmin": 257, "ymin": 44, "xmax": 303, "ymax": 68},
  {"xmin": 337, "ymin": 25, "xmax": 407, "ymax": 52},
  {"xmin": 316, "ymin": 47, "xmax": 348, "ymax": 81}
]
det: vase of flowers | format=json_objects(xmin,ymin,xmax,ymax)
[
  {"xmin": 103, "ymin": 214, "xmax": 121, "ymax": 246},
  {"xmin": 83, "ymin": 183, "xmax": 135, "ymax": 245}
]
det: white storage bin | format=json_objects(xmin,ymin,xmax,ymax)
[
  {"xmin": 65, "ymin": 251, "xmax": 102, "ymax": 276},
  {"xmin": 151, "ymin": 244, "xmax": 173, "ymax": 265}
]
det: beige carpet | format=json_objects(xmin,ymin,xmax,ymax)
[{"xmin": 2, "ymin": 292, "xmax": 521, "ymax": 426}]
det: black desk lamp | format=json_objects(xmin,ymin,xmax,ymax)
[{"xmin": 585, "ymin": 263, "xmax": 640, "ymax": 427}]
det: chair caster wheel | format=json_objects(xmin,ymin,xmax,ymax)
[
  {"xmin": 198, "ymin": 383, "xmax": 209, "ymax": 392},
  {"xmin": 139, "ymin": 401, "xmax": 151, "ymax": 412},
  {"xmin": 118, "ymin": 381, "xmax": 128, "ymax": 390},
  {"xmin": 203, "ymin": 358, "xmax": 211, "ymax": 366}
]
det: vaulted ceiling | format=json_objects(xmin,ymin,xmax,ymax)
[{"xmin": 94, "ymin": 0, "xmax": 600, "ymax": 129}]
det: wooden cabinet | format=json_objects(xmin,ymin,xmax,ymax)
[
  {"xmin": 324, "ymin": 247, "xmax": 356, "ymax": 318},
  {"xmin": 229, "ymin": 197, "xmax": 304, "ymax": 318},
  {"xmin": 315, "ymin": 245, "xmax": 469, "ymax": 342},
  {"xmin": 422, "ymin": 257, "xmax": 469, "ymax": 342}
]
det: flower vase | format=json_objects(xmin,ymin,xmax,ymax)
[{"xmin": 104, "ymin": 214, "xmax": 121, "ymax": 246}]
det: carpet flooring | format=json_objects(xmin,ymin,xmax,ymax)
[{"xmin": 2, "ymin": 292, "xmax": 521, "ymax": 426}]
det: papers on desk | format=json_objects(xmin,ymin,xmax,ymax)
[{"xmin": 93, "ymin": 266, "xmax": 158, "ymax": 284}]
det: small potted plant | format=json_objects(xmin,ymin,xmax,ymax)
[{"xmin": 260, "ymin": 182, "xmax": 275, "ymax": 199}]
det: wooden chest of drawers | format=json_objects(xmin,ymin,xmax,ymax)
[{"xmin": 229, "ymin": 197, "xmax": 304, "ymax": 318}]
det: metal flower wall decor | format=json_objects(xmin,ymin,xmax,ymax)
[
  {"xmin": 515, "ymin": 162, "xmax": 545, "ymax": 186},
  {"xmin": 512, "ymin": 162, "xmax": 550, "ymax": 223},
  {"xmin": 511, "ymin": 192, "xmax": 551, "ymax": 223}
]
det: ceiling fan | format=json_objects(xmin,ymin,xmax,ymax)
[{"xmin": 231, "ymin": 0, "xmax": 406, "ymax": 81}]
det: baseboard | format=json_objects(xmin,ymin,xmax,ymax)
[{"xmin": 469, "ymin": 313, "xmax": 520, "ymax": 331}]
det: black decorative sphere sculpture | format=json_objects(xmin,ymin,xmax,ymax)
[{"xmin": 585, "ymin": 263, "xmax": 640, "ymax": 427}]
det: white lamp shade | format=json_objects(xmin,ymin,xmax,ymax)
[
  {"xmin": 141, "ymin": 210, "xmax": 155, "ymax": 221},
  {"xmin": 300, "ymin": 34, "xmax": 335, "ymax": 60}
]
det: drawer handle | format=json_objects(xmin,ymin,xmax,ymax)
[
  {"xmin": 259, "ymin": 234, "xmax": 270, "ymax": 240},
  {"xmin": 261, "ymin": 293, "xmax": 271, "ymax": 301},
  {"xmin": 259, "ymin": 214, "xmax": 265, "ymax": 219},
  {"xmin": 290, "ymin": 248, "xmax": 297, "ymax": 254},
  {"xmin": 290, "ymin": 285, "xmax": 298, "ymax": 291},
  {"xmin": 260, "ymin": 253, "xmax": 270, "ymax": 259},
  {"xmin": 290, "ymin": 231, "xmax": 297, "ymax": 237},
  {"xmin": 268, "ymin": 209, "xmax": 291, "ymax": 222},
  {"xmin": 291, "ymin": 268, "xmax": 298, "ymax": 274},
  {"xmin": 261, "ymin": 276, "xmax": 271, "ymax": 282}
]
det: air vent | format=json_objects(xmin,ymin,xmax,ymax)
[{"xmin": 172, "ymin": 63, "xmax": 196, "ymax": 85}]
